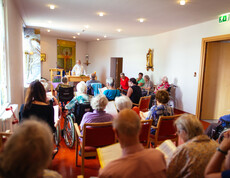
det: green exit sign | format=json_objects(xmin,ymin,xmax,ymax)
[{"xmin": 219, "ymin": 13, "xmax": 230, "ymax": 23}]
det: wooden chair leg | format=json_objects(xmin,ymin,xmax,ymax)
[
  {"xmin": 75, "ymin": 137, "xmax": 79, "ymax": 166},
  {"xmin": 81, "ymin": 150, "xmax": 85, "ymax": 175}
]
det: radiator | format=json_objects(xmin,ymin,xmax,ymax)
[{"xmin": 0, "ymin": 104, "xmax": 18, "ymax": 132}]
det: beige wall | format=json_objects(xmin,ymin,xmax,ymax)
[
  {"xmin": 5, "ymin": 0, "xmax": 24, "ymax": 107},
  {"xmin": 40, "ymin": 34, "xmax": 88, "ymax": 80}
]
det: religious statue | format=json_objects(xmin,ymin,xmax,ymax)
[{"xmin": 146, "ymin": 48, "xmax": 154, "ymax": 71}]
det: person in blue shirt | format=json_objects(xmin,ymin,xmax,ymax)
[{"xmin": 103, "ymin": 77, "xmax": 121, "ymax": 101}]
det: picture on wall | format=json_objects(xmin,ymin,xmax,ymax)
[{"xmin": 57, "ymin": 39, "xmax": 76, "ymax": 72}]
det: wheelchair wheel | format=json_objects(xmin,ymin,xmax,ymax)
[
  {"xmin": 63, "ymin": 114, "xmax": 75, "ymax": 148},
  {"xmin": 54, "ymin": 123, "xmax": 61, "ymax": 146}
]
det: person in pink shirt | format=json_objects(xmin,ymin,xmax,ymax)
[{"xmin": 99, "ymin": 109, "xmax": 167, "ymax": 178}]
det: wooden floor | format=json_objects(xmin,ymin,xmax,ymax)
[{"xmin": 50, "ymin": 110, "xmax": 211, "ymax": 178}]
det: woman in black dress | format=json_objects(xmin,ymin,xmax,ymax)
[
  {"xmin": 20, "ymin": 80, "xmax": 55, "ymax": 132},
  {"xmin": 126, "ymin": 78, "xmax": 142, "ymax": 104}
]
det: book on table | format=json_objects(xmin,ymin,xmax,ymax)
[
  {"xmin": 156, "ymin": 140, "xmax": 177, "ymax": 165},
  {"xmin": 97, "ymin": 143, "xmax": 122, "ymax": 169}
]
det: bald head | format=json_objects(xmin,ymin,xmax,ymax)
[
  {"xmin": 90, "ymin": 73, "xmax": 96, "ymax": 80},
  {"xmin": 113, "ymin": 109, "xmax": 141, "ymax": 137},
  {"xmin": 76, "ymin": 60, "xmax": 81, "ymax": 65}
]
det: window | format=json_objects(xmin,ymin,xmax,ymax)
[{"xmin": 0, "ymin": 0, "xmax": 8, "ymax": 113}]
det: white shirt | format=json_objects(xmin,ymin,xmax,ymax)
[{"xmin": 71, "ymin": 64, "xmax": 85, "ymax": 76}]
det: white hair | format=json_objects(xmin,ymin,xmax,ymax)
[
  {"xmin": 115, "ymin": 96, "xmax": 132, "ymax": 111},
  {"xmin": 106, "ymin": 77, "xmax": 114, "ymax": 87},
  {"xmin": 0, "ymin": 119, "xmax": 53, "ymax": 178},
  {"xmin": 91, "ymin": 94, "xmax": 108, "ymax": 111},
  {"xmin": 162, "ymin": 76, "xmax": 168, "ymax": 82},
  {"xmin": 77, "ymin": 81, "xmax": 87, "ymax": 94}
]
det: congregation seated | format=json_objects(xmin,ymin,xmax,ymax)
[
  {"xmin": 86, "ymin": 72, "xmax": 100, "ymax": 87},
  {"xmin": 154, "ymin": 76, "xmax": 170, "ymax": 93},
  {"xmin": 0, "ymin": 120, "xmax": 62, "ymax": 178},
  {"xmin": 80, "ymin": 94, "xmax": 113, "ymax": 131},
  {"xmin": 114, "ymin": 96, "xmax": 132, "ymax": 112},
  {"xmin": 103, "ymin": 77, "xmax": 121, "ymax": 101},
  {"xmin": 205, "ymin": 130, "xmax": 230, "ymax": 178},
  {"xmin": 146, "ymin": 90, "xmax": 173, "ymax": 134},
  {"xmin": 99, "ymin": 109, "xmax": 167, "ymax": 178},
  {"xmin": 126, "ymin": 78, "xmax": 142, "ymax": 104},
  {"xmin": 136, "ymin": 72, "xmax": 145, "ymax": 87},
  {"xmin": 167, "ymin": 114, "xmax": 218, "ymax": 178},
  {"xmin": 142, "ymin": 75, "xmax": 154, "ymax": 96},
  {"xmin": 119, "ymin": 72, "xmax": 129, "ymax": 91},
  {"xmin": 19, "ymin": 80, "xmax": 55, "ymax": 133},
  {"xmin": 65, "ymin": 81, "xmax": 90, "ymax": 110}
]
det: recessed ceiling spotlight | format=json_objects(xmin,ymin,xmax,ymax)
[
  {"xmin": 47, "ymin": 29, "xmax": 51, "ymax": 32},
  {"xmin": 104, "ymin": 35, "xmax": 107, "ymax": 38},
  {"xmin": 49, "ymin": 5, "xmax": 55, "ymax": 10},
  {"xmin": 117, "ymin": 29, "xmax": 122, "ymax": 32},
  {"xmin": 77, "ymin": 33, "xmax": 80, "ymax": 36},
  {"xmin": 73, "ymin": 36, "xmax": 76, "ymax": 39},
  {"xmin": 97, "ymin": 38, "xmax": 100, "ymax": 41},
  {"xmin": 138, "ymin": 18, "xmax": 145, "ymax": 23},
  {"xmin": 98, "ymin": 12, "xmax": 105, "ymax": 17},
  {"xmin": 84, "ymin": 25, "xmax": 89, "ymax": 29},
  {"xmin": 180, "ymin": 0, "xmax": 186, "ymax": 5}
]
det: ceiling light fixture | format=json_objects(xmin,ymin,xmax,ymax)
[
  {"xmin": 97, "ymin": 38, "xmax": 100, "ymax": 41},
  {"xmin": 73, "ymin": 36, "xmax": 76, "ymax": 39},
  {"xmin": 117, "ymin": 29, "xmax": 122, "ymax": 32},
  {"xmin": 180, "ymin": 0, "xmax": 186, "ymax": 5},
  {"xmin": 104, "ymin": 35, "xmax": 107, "ymax": 38},
  {"xmin": 84, "ymin": 25, "xmax": 89, "ymax": 29},
  {"xmin": 98, "ymin": 12, "xmax": 105, "ymax": 17},
  {"xmin": 47, "ymin": 29, "xmax": 51, "ymax": 32},
  {"xmin": 77, "ymin": 33, "xmax": 80, "ymax": 36},
  {"xmin": 138, "ymin": 18, "xmax": 145, "ymax": 23},
  {"xmin": 49, "ymin": 5, "xmax": 55, "ymax": 10}
]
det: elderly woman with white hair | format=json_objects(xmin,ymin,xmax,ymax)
[
  {"xmin": 80, "ymin": 94, "xmax": 113, "ymax": 130},
  {"xmin": 65, "ymin": 81, "xmax": 90, "ymax": 110},
  {"xmin": 103, "ymin": 77, "xmax": 121, "ymax": 101},
  {"xmin": 115, "ymin": 96, "xmax": 133, "ymax": 111},
  {"xmin": 0, "ymin": 120, "xmax": 62, "ymax": 178},
  {"xmin": 167, "ymin": 114, "xmax": 219, "ymax": 178},
  {"xmin": 154, "ymin": 76, "xmax": 170, "ymax": 93}
]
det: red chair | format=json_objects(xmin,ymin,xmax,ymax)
[
  {"xmin": 150, "ymin": 115, "xmax": 181, "ymax": 147},
  {"xmin": 133, "ymin": 96, "xmax": 151, "ymax": 112},
  {"xmin": 139, "ymin": 120, "xmax": 152, "ymax": 148},
  {"xmin": 74, "ymin": 122, "xmax": 116, "ymax": 175}
]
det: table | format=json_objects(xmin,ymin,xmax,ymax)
[{"xmin": 67, "ymin": 76, "xmax": 90, "ymax": 82}]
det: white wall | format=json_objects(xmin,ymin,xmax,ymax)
[
  {"xmin": 87, "ymin": 19, "xmax": 230, "ymax": 114},
  {"xmin": 5, "ymin": 0, "xmax": 24, "ymax": 107},
  {"xmin": 40, "ymin": 35, "xmax": 87, "ymax": 80}
]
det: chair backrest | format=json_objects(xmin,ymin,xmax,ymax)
[
  {"xmin": 156, "ymin": 115, "xmax": 181, "ymax": 139},
  {"xmin": 91, "ymin": 83, "xmax": 102, "ymax": 96},
  {"xmin": 83, "ymin": 122, "xmax": 116, "ymax": 147},
  {"xmin": 59, "ymin": 86, "xmax": 74, "ymax": 103},
  {"xmin": 74, "ymin": 103, "xmax": 93, "ymax": 125},
  {"xmin": 139, "ymin": 120, "xmax": 152, "ymax": 148},
  {"xmin": 138, "ymin": 96, "xmax": 151, "ymax": 112}
]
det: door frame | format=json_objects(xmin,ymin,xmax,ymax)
[{"xmin": 196, "ymin": 34, "xmax": 230, "ymax": 120}]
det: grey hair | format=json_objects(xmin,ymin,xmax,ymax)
[
  {"xmin": 120, "ymin": 73, "xmax": 125, "ymax": 76},
  {"xmin": 174, "ymin": 114, "xmax": 204, "ymax": 141},
  {"xmin": 106, "ymin": 77, "xmax": 114, "ymax": 87},
  {"xmin": 144, "ymin": 75, "xmax": 150, "ymax": 81},
  {"xmin": 162, "ymin": 76, "xmax": 168, "ymax": 82},
  {"xmin": 113, "ymin": 109, "xmax": 141, "ymax": 137},
  {"xmin": 62, "ymin": 76, "xmax": 68, "ymax": 83},
  {"xmin": 77, "ymin": 81, "xmax": 87, "ymax": 94},
  {"xmin": 0, "ymin": 119, "xmax": 53, "ymax": 178},
  {"xmin": 91, "ymin": 94, "xmax": 108, "ymax": 111},
  {"xmin": 115, "ymin": 96, "xmax": 132, "ymax": 111}
]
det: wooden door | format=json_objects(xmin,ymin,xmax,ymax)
[
  {"xmin": 201, "ymin": 41, "xmax": 230, "ymax": 120},
  {"xmin": 110, "ymin": 58, "xmax": 123, "ymax": 88}
]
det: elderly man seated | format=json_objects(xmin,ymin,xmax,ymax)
[
  {"xmin": 80, "ymin": 94, "xmax": 113, "ymax": 131},
  {"xmin": 99, "ymin": 109, "xmax": 167, "ymax": 178},
  {"xmin": 86, "ymin": 72, "xmax": 100, "ymax": 87},
  {"xmin": 0, "ymin": 120, "xmax": 62, "ymax": 178}
]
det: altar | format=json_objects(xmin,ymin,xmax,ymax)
[{"xmin": 67, "ymin": 75, "xmax": 90, "ymax": 82}]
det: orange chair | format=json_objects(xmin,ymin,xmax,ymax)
[
  {"xmin": 133, "ymin": 96, "xmax": 151, "ymax": 112},
  {"xmin": 74, "ymin": 122, "xmax": 116, "ymax": 175},
  {"xmin": 150, "ymin": 115, "xmax": 181, "ymax": 147},
  {"xmin": 132, "ymin": 106, "xmax": 140, "ymax": 116},
  {"xmin": 139, "ymin": 120, "xmax": 152, "ymax": 148}
]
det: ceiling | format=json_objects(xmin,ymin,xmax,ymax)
[{"xmin": 15, "ymin": 0, "xmax": 230, "ymax": 42}]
